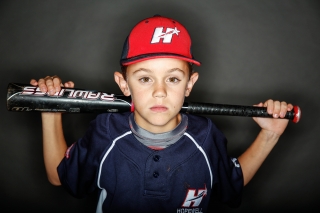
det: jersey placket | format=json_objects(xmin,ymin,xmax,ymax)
[{"xmin": 143, "ymin": 152, "xmax": 168, "ymax": 198}]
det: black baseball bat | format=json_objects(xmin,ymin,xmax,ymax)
[{"xmin": 6, "ymin": 83, "xmax": 301, "ymax": 123}]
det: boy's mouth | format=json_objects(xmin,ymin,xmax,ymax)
[{"xmin": 150, "ymin": 105, "xmax": 168, "ymax": 112}]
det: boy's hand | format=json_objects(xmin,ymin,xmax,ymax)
[
  {"xmin": 253, "ymin": 100, "xmax": 293, "ymax": 136},
  {"xmin": 240, "ymin": 99, "xmax": 293, "ymax": 185},
  {"xmin": 30, "ymin": 76, "xmax": 74, "ymax": 96}
]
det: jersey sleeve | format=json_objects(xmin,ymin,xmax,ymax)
[
  {"xmin": 208, "ymin": 121, "xmax": 243, "ymax": 207},
  {"xmin": 57, "ymin": 113, "xmax": 112, "ymax": 198}
]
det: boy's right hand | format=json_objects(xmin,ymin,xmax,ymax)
[{"xmin": 30, "ymin": 76, "xmax": 74, "ymax": 96}]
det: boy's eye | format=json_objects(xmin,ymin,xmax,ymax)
[
  {"xmin": 139, "ymin": 77, "xmax": 151, "ymax": 83},
  {"xmin": 167, "ymin": 77, "xmax": 180, "ymax": 83}
]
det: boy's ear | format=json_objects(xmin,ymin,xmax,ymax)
[
  {"xmin": 114, "ymin": 71, "xmax": 131, "ymax": 96},
  {"xmin": 185, "ymin": 72, "xmax": 199, "ymax": 97}
]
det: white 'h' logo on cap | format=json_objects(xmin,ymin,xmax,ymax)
[{"xmin": 151, "ymin": 27, "xmax": 180, "ymax": 43}]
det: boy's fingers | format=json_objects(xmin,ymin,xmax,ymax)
[
  {"xmin": 272, "ymin": 101, "xmax": 281, "ymax": 118},
  {"xmin": 38, "ymin": 77, "xmax": 48, "ymax": 93},
  {"xmin": 279, "ymin": 101, "xmax": 288, "ymax": 118},
  {"xmin": 264, "ymin": 100, "xmax": 292, "ymax": 118},
  {"xmin": 30, "ymin": 75, "xmax": 67, "ymax": 95},
  {"xmin": 253, "ymin": 102, "xmax": 263, "ymax": 107},
  {"xmin": 43, "ymin": 76, "xmax": 56, "ymax": 95},
  {"xmin": 30, "ymin": 79, "xmax": 38, "ymax": 86},
  {"xmin": 287, "ymin": 103, "xmax": 293, "ymax": 111},
  {"xmin": 264, "ymin": 99, "xmax": 274, "ymax": 115},
  {"xmin": 52, "ymin": 76, "xmax": 62, "ymax": 92},
  {"xmin": 64, "ymin": 81, "xmax": 75, "ymax": 88}
]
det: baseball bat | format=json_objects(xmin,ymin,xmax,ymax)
[{"xmin": 6, "ymin": 83, "xmax": 301, "ymax": 123}]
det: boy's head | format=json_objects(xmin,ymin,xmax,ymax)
[{"xmin": 114, "ymin": 15, "xmax": 200, "ymax": 133}]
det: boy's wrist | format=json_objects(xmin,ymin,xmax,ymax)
[
  {"xmin": 259, "ymin": 129, "xmax": 281, "ymax": 143},
  {"xmin": 41, "ymin": 112, "xmax": 63, "ymax": 121}
]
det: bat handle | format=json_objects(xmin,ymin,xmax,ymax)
[{"xmin": 181, "ymin": 102, "xmax": 301, "ymax": 123}]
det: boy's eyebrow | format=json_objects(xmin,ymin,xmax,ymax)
[
  {"xmin": 167, "ymin": 68, "xmax": 186, "ymax": 75},
  {"xmin": 132, "ymin": 68, "xmax": 186, "ymax": 75},
  {"xmin": 132, "ymin": 68, "xmax": 151, "ymax": 74}
]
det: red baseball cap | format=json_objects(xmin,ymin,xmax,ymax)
[{"xmin": 120, "ymin": 15, "xmax": 201, "ymax": 66}]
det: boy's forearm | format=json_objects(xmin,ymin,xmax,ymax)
[
  {"xmin": 41, "ymin": 113, "xmax": 67, "ymax": 186},
  {"xmin": 238, "ymin": 129, "xmax": 281, "ymax": 186}
]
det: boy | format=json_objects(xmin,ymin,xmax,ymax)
[{"xmin": 30, "ymin": 15, "xmax": 292, "ymax": 212}]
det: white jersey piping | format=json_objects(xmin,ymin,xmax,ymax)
[
  {"xmin": 96, "ymin": 131, "xmax": 132, "ymax": 213},
  {"xmin": 184, "ymin": 132, "xmax": 213, "ymax": 188}
]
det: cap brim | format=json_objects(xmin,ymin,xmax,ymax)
[{"xmin": 121, "ymin": 53, "xmax": 201, "ymax": 66}]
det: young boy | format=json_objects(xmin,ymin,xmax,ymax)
[{"xmin": 30, "ymin": 15, "xmax": 292, "ymax": 213}]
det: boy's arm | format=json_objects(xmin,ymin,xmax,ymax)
[
  {"xmin": 30, "ymin": 77, "xmax": 74, "ymax": 186},
  {"xmin": 238, "ymin": 100, "xmax": 293, "ymax": 186},
  {"xmin": 42, "ymin": 113, "xmax": 67, "ymax": 186}
]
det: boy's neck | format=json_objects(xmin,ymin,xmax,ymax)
[
  {"xmin": 129, "ymin": 113, "xmax": 188, "ymax": 150},
  {"xmin": 133, "ymin": 112, "xmax": 182, "ymax": 133}
]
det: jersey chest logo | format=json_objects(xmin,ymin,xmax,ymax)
[{"xmin": 181, "ymin": 184, "xmax": 207, "ymax": 208}]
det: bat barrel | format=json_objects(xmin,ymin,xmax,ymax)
[{"xmin": 7, "ymin": 83, "xmax": 132, "ymax": 113}]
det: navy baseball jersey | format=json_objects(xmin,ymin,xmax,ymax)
[{"xmin": 57, "ymin": 112, "xmax": 243, "ymax": 213}]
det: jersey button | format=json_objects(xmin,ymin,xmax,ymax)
[
  {"xmin": 153, "ymin": 155, "xmax": 160, "ymax": 162},
  {"xmin": 153, "ymin": 172, "xmax": 159, "ymax": 178}
]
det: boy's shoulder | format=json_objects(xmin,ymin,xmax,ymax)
[
  {"xmin": 184, "ymin": 113, "xmax": 224, "ymax": 142},
  {"xmin": 90, "ymin": 112, "xmax": 132, "ymax": 137},
  {"xmin": 185, "ymin": 113, "xmax": 215, "ymax": 131}
]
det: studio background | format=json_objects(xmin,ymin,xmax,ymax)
[{"xmin": 1, "ymin": 0, "xmax": 319, "ymax": 212}]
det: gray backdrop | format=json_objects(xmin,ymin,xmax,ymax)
[{"xmin": 1, "ymin": 0, "xmax": 320, "ymax": 212}]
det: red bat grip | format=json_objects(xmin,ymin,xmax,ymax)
[{"xmin": 181, "ymin": 102, "xmax": 301, "ymax": 123}]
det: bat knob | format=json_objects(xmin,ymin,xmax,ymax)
[{"xmin": 292, "ymin": 106, "xmax": 301, "ymax": 123}]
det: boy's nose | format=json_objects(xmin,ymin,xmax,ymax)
[{"xmin": 153, "ymin": 83, "xmax": 167, "ymax": 98}]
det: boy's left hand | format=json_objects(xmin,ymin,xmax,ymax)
[{"xmin": 253, "ymin": 100, "xmax": 293, "ymax": 136}]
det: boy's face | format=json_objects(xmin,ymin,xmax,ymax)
[{"xmin": 114, "ymin": 58, "xmax": 199, "ymax": 133}]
